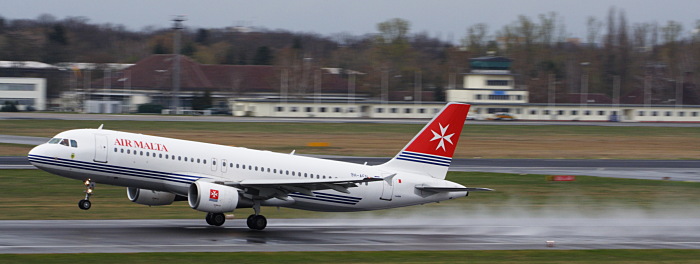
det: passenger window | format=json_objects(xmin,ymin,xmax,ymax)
[
  {"xmin": 70, "ymin": 140, "xmax": 78, "ymax": 148},
  {"xmin": 48, "ymin": 138, "xmax": 61, "ymax": 144}
]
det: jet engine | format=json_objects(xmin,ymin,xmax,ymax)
[
  {"xmin": 188, "ymin": 180, "xmax": 239, "ymax": 213},
  {"xmin": 126, "ymin": 187, "xmax": 176, "ymax": 206}
]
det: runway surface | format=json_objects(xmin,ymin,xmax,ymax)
[{"xmin": 1, "ymin": 217, "xmax": 699, "ymax": 253}]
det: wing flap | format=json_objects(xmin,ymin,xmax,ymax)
[{"xmin": 213, "ymin": 177, "xmax": 383, "ymax": 199}]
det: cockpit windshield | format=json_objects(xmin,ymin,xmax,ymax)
[{"xmin": 48, "ymin": 138, "xmax": 78, "ymax": 148}]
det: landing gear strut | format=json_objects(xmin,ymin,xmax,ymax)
[
  {"xmin": 205, "ymin": 212, "xmax": 226, "ymax": 226},
  {"xmin": 78, "ymin": 179, "xmax": 95, "ymax": 210},
  {"xmin": 246, "ymin": 201, "xmax": 267, "ymax": 230}
]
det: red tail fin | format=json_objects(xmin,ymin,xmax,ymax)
[{"xmin": 379, "ymin": 103, "xmax": 470, "ymax": 179}]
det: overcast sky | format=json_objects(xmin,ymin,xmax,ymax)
[{"xmin": 3, "ymin": 0, "xmax": 699, "ymax": 42}]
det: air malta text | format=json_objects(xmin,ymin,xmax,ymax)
[{"xmin": 114, "ymin": 139, "xmax": 169, "ymax": 152}]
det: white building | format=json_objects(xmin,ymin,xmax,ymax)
[{"xmin": 0, "ymin": 77, "xmax": 46, "ymax": 110}]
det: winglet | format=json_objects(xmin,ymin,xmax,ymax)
[{"xmin": 98, "ymin": 124, "xmax": 104, "ymax": 130}]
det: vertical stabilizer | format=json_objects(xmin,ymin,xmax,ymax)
[{"xmin": 378, "ymin": 102, "xmax": 470, "ymax": 179}]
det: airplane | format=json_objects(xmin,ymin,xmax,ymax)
[{"xmin": 27, "ymin": 102, "xmax": 491, "ymax": 230}]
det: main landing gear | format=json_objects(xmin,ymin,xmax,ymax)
[
  {"xmin": 201, "ymin": 202, "xmax": 267, "ymax": 230},
  {"xmin": 78, "ymin": 179, "xmax": 95, "ymax": 210},
  {"xmin": 203, "ymin": 213, "xmax": 266, "ymax": 230},
  {"xmin": 205, "ymin": 212, "xmax": 226, "ymax": 226},
  {"xmin": 246, "ymin": 214, "xmax": 267, "ymax": 230},
  {"xmin": 246, "ymin": 202, "xmax": 267, "ymax": 230}
]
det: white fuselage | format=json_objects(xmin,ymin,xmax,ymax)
[{"xmin": 28, "ymin": 128, "xmax": 467, "ymax": 212}]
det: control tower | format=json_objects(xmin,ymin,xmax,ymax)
[{"xmin": 447, "ymin": 56, "xmax": 528, "ymax": 111}]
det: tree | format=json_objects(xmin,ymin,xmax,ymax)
[
  {"xmin": 152, "ymin": 41, "xmax": 169, "ymax": 54},
  {"xmin": 44, "ymin": 24, "xmax": 70, "ymax": 63},
  {"xmin": 253, "ymin": 46, "xmax": 273, "ymax": 65},
  {"xmin": 195, "ymin": 28, "xmax": 209, "ymax": 44},
  {"xmin": 463, "ymin": 23, "xmax": 488, "ymax": 54}
]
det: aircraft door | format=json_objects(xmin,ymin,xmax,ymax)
[
  {"xmin": 221, "ymin": 159, "xmax": 227, "ymax": 173},
  {"xmin": 380, "ymin": 172, "xmax": 395, "ymax": 201},
  {"xmin": 93, "ymin": 134, "xmax": 108, "ymax": 163},
  {"xmin": 211, "ymin": 158, "xmax": 217, "ymax": 171}
]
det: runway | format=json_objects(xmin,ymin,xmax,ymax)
[{"xmin": 1, "ymin": 217, "xmax": 699, "ymax": 253}]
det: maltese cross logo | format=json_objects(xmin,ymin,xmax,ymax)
[
  {"xmin": 209, "ymin": 189, "xmax": 219, "ymax": 201},
  {"xmin": 430, "ymin": 123, "xmax": 454, "ymax": 151}
]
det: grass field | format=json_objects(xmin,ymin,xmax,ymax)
[
  {"xmin": 1, "ymin": 170, "xmax": 698, "ymax": 220},
  {"xmin": 2, "ymin": 250, "xmax": 700, "ymax": 264},
  {"xmin": 1, "ymin": 119, "xmax": 700, "ymax": 159}
]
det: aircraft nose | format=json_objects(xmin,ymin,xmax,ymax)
[
  {"xmin": 27, "ymin": 144, "xmax": 47, "ymax": 165},
  {"xmin": 28, "ymin": 144, "xmax": 41, "ymax": 157}
]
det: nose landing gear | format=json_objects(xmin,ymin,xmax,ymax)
[{"xmin": 78, "ymin": 179, "xmax": 95, "ymax": 210}]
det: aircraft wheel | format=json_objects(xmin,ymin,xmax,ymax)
[
  {"xmin": 246, "ymin": 214, "xmax": 255, "ymax": 227},
  {"xmin": 205, "ymin": 213, "xmax": 214, "ymax": 225},
  {"xmin": 247, "ymin": 214, "xmax": 267, "ymax": 230},
  {"xmin": 209, "ymin": 213, "xmax": 225, "ymax": 226},
  {"xmin": 78, "ymin": 199, "xmax": 91, "ymax": 210}
]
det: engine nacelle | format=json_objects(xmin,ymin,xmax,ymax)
[
  {"xmin": 188, "ymin": 181, "xmax": 239, "ymax": 213},
  {"xmin": 126, "ymin": 187, "xmax": 176, "ymax": 206}
]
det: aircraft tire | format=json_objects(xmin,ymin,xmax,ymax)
[
  {"xmin": 246, "ymin": 214, "xmax": 255, "ymax": 228},
  {"xmin": 205, "ymin": 213, "xmax": 213, "ymax": 225},
  {"xmin": 78, "ymin": 199, "xmax": 91, "ymax": 210},
  {"xmin": 210, "ymin": 213, "xmax": 225, "ymax": 226},
  {"xmin": 247, "ymin": 215, "xmax": 267, "ymax": 230}
]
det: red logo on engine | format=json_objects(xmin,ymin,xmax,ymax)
[{"xmin": 209, "ymin": 189, "xmax": 219, "ymax": 201}]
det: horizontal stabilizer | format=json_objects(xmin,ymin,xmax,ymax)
[{"xmin": 415, "ymin": 186, "xmax": 494, "ymax": 192}]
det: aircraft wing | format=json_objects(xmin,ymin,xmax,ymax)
[
  {"xmin": 415, "ymin": 186, "xmax": 494, "ymax": 192},
  {"xmin": 212, "ymin": 177, "xmax": 384, "ymax": 199}
]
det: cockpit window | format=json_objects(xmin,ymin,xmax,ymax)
[
  {"xmin": 48, "ymin": 138, "xmax": 61, "ymax": 144},
  {"xmin": 60, "ymin": 139, "xmax": 70, "ymax": 146},
  {"xmin": 70, "ymin": 140, "xmax": 78, "ymax": 148}
]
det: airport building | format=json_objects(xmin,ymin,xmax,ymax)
[
  {"xmin": 232, "ymin": 55, "xmax": 700, "ymax": 122},
  {"xmin": 0, "ymin": 77, "xmax": 46, "ymax": 111},
  {"xmin": 2, "ymin": 54, "xmax": 693, "ymax": 122}
]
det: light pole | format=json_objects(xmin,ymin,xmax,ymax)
[
  {"xmin": 580, "ymin": 62, "xmax": 590, "ymax": 116},
  {"xmin": 171, "ymin": 16, "xmax": 185, "ymax": 114}
]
